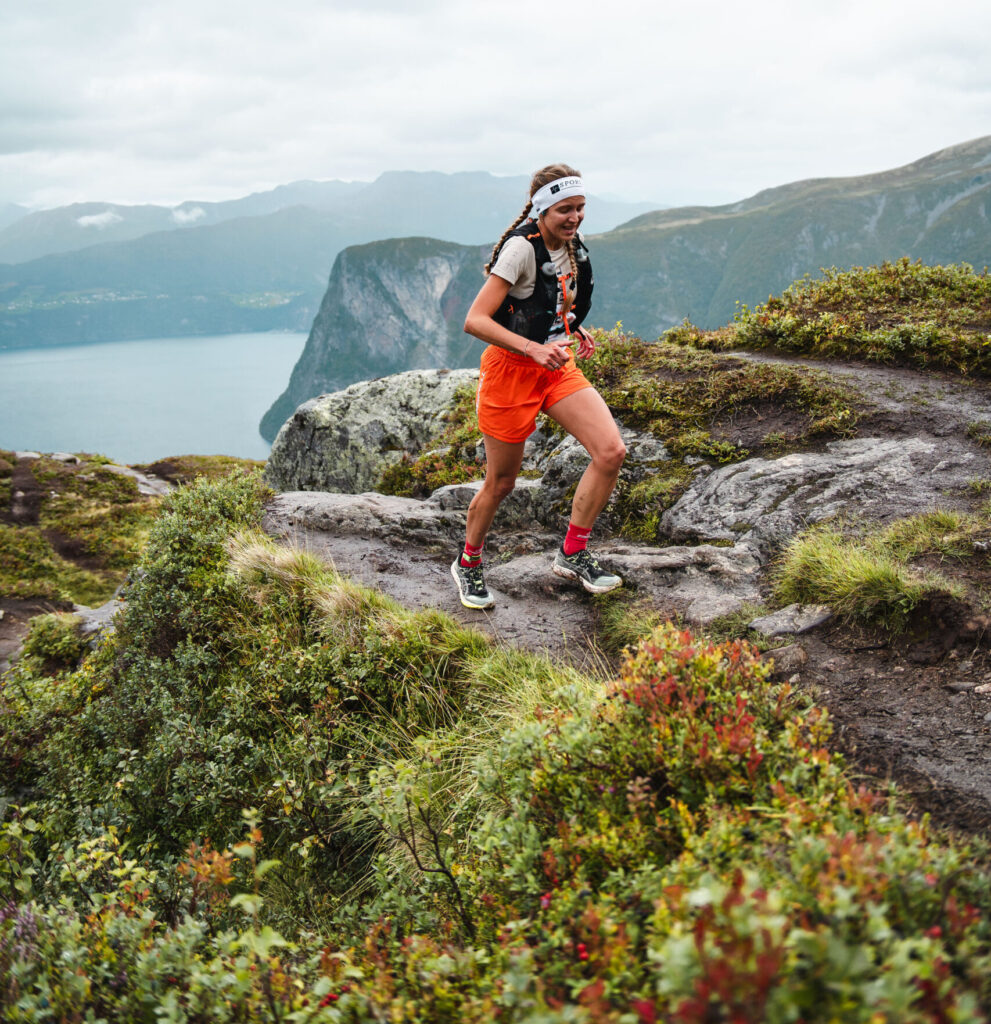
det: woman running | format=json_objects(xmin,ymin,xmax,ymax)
[{"xmin": 451, "ymin": 163, "xmax": 627, "ymax": 609}]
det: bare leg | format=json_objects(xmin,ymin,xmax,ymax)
[
  {"xmin": 464, "ymin": 434, "xmax": 527, "ymax": 548},
  {"xmin": 545, "ymin": 388, "xmax": 626, "ymax": 528}
]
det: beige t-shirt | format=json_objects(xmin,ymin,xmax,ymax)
[{"xmin": 490, "ymin": 232, "xmax": 581, "ymax": 338}]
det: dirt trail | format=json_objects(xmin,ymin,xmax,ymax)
[{"xmin": 262, "ymin": 524, "xmax": 615, "ymax": 676}]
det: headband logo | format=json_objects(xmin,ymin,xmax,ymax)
[{"xmin": 550, "ymin": 184, "xmax": 560, "ymax": 194}]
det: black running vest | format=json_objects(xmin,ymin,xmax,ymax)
[{"xmin": 491, "ymin": 222, "xmax": 593, "ymax": 343}]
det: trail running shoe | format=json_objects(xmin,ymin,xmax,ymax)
[
  {"xmin": 552, "ymin": 548, "xmax": 623, "ymax": 594},
  {"xmin": 451, "ymin": 559, "xmax": 495, "ymax": 609}
]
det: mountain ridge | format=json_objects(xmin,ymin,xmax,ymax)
[
  {"xmin": 0, "ymin": 173, "xmax": 655, "ymax": 351},
  {"xmin": 260, "ymin": 135, "xmax": 991, "ymax": 442}
]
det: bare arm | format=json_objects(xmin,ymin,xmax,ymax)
[{"xmin": 463, "ymin": 274, "xmax": 575, "ymax": 371}]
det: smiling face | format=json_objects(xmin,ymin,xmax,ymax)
[{"xmin": 538, "ymin": 195, "xmax": 586, "ymax": 249}]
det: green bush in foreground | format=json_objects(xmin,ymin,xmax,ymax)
[
  {"xmin": 669, "ymin": 259, "xmax": 991, "ymax": 376},
  {"xmin": 1, "ymin": 475, "xmax": 990, "ymax": 1021}
]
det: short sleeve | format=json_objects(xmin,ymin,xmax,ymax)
[{"xmin": 490, "ymin": 235, "xmax": 537, "ymax": 297}]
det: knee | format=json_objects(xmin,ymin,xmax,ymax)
[
  {"xmin": 595, "ymin": 440, "xmax": 626, "ymax": 475},
  {"xmin": 486, "ymin": 473, "xmax": 518, "ymax": 502}
]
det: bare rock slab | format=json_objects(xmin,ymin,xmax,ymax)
[
  {"xmin": 605, "ymin": 542, "xmax": 762, "ymax": 624},
  {"xmin": 265, "ymin": 490, "xmax": 466, "ymax": 547},
  {"xmin": 748, "ymin": 603, "xmax": 833, "ymax": 635},
  {"xmin": 265, "ymin": 368, "xmax": 478, "ymax": 493},
  {"xmin": 661, "ymin": 436, "xmax": 981, "ymax": 555},
  {"xmin": 486, "ymin": 542, "xmax": 762, "ymax": 626}
]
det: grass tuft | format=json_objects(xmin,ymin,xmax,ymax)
[{"xmin": 774, "ymin": 523, "xmax": 961, "ymax": 630}]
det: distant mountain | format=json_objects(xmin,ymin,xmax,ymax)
[
  {"xmin": 260, "ymin": 136, "xmax": 991, "ymax": 441},
  {"xmin": 0, "ymin": 181, "xmax": 365, "ymax": 264},
  {"xmin": 0, "ymin": 173, "xmax": 655, "ymax": 350},
  {"xmin": 589, "ymin": 135, "xmax": 991, "ymax": 335},
  {"xmin": 0, "ymin": 204, "xmax": 28, "ymax": 233}
]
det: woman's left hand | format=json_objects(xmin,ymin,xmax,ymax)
[{"xmin": 575, "ymin": 327, "xmax": 596, "ymax": 359}]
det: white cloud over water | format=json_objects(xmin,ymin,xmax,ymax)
[{"xmin": 2, "ymin": 0, "xmax": 990, "ymax": 210}]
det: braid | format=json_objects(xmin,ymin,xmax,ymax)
[
  {"xmin": 562, "ymin": 238, "xmax": 579, "ymax": 316},
  {"xmin": 484, "ymin": 201, "xmax": 533, "ymax": 275}
]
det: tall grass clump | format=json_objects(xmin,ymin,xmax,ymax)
[{"xmin": 774, "ymin": 521, "xmax": 962, "ymax": 629}]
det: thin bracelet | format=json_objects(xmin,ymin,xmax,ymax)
[{"xmin": 523, "ymin": 340, "xmax": 533, "ymax": 358}]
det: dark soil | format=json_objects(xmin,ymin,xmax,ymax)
[
  {"xmin": 2, "ymin": 459, "xmax": 43, "ymax": 526},
  {"xmin": 798, "ymin": 620, "xmax": 991, "ymax": 834}
]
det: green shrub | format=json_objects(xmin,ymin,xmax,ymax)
[
  {"xmin": 3, "ymin": 479, "xmax": 991, "ymax": 1022},
  {"xmin": 19, "ymin": 612, "xmax": 87, "ymax": 672}
]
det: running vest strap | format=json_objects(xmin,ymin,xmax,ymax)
[{"xmin": 491, "ymin": 222, "xmax": 593, "ymax": 343}]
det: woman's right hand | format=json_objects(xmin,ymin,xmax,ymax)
[{"xmin": 527, "ymin": 336, "xmax": 574, "ymax": 371}]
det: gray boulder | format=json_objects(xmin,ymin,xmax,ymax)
[
  {"xmin": 265, "ymin": 490, "xmax": 467, "ymax": 548},
  {"xmin": 73, "ymin": 596, "xmax": 123, "ymax": 643},
  {"xmin": 661, "ymin": 436, "xmax": 981, "ymax": 555},
  {"xmin": 265, "ymin": 368, "xmax": 478, "ymax": 493},
  {"xmin": 748, "ymin": 603, "xmax": 833, "ymax": 636}
]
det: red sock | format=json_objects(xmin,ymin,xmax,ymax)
[
  {"xmin": 562, "ymin": 522, "xmax": 592, "ymax": 556},
  {"xmin": 460, "ymin": 540, "xmax": 484, "ymax": 567}
]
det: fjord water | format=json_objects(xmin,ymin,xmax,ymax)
[{"xmin": 0, "ymin": 332, "xmax": 307, "ymax": 463}]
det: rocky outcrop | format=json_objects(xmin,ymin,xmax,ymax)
[
  {"xmin": 260, "ymin": 239, "xmax": 487, "ymax": 441},
  {"xmin": 265, "ymin": 368, "xmax": 479, "ymax": 493},
  {"xmin": 660, "ymin": 436, "xmax": 981, "ymax": 554},
  {"xmin": 264, "ymin": 489, "xmax": 763, "ymax": 629}
]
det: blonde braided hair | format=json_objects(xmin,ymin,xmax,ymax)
[{"xmin": 485, "ymin": 163, "xmax": 583, "ymax": 316}]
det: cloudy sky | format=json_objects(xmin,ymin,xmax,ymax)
[{"xmin": 2, "ymin": 0, "xmax": 990, "ymax": 212}]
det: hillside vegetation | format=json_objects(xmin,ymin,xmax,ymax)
[
  {"xmin": 1, "ymin": 480, "xmax": 991, "ymax": 1019},
  {"xmin": 5, "ymin": 262, "xmax": 991, "ymax": 1019},
  {"xmin": 669, "ymin": 259, "xmax": 991, "ymax": 375}
]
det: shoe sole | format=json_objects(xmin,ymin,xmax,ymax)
[
  {"xmin": 451, "ymin": 561, "xmax": 494, "ymax": 609},
  {"xmin": 552, "ymin": 562, "xmax": 623, "ymax": 594}
]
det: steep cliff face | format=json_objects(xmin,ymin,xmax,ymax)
[{"xmin": 260, "ymin": 237, "xmax": 486, "ymax": 441}]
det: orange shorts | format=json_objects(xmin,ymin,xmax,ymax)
[{"xmin": 475, "ymin": 345, "xmax": 593, "ymax": 443}]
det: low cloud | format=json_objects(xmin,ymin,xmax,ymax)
[
  {"xmin": 172, "ymin": 206, "xmax": 205, "ymax": 224},
  {"xmin": 76, "ymin": 210, "xmax": 123, "ymax": 228}
]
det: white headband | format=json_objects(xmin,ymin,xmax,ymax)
[{"xmin": 530, "ymin": 176, "xmax": 585, "ymax": 218}]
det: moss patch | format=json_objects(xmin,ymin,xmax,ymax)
[
  {"xmin": 132, "ymin": 453, "xmax": 265, "ymax": 485},
  {"xmin": 583, "ymin": 326, "xmax": 860, "ymax": 460},
  {"xmin": 0, "ymin": 452, "xmax": 264, "ymax": 606}
]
